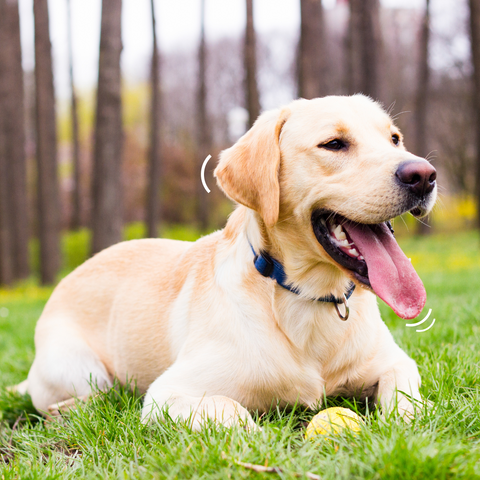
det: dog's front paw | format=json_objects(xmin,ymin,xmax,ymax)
[
  {"xmin": 393, "ymin": 393, "xmax": 418, "ymax": 421},
  {"xmin": 377, "ymin": 364, "xmax": 423, "ymax": 421},
  {"xmin": 377, "ymin": 390, "xmax": 416, "ymax": 421},
  {"xmin": 142, "ymin": 393, "xmax": 259, "ymax": 432}
]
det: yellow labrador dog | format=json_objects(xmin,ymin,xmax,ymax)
[{"xmin": 18, "ymin": 95, "xmax": 436, "ymax": 429}]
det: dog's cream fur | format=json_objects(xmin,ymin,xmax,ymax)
[{"xmin": 20, "ymin": 95, "xmax": 435, "ymax": 429}]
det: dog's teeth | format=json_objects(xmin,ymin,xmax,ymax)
[
  {"xmin": 340, "ymin": 239, "xmax": 350, "ymax": 247},
  {"xmin": 333, "ymin": 224, "xmax": 341, "ymax": 238},
  {"xmin": 359, "ymin": 255, "xmax": 364, "ymax": 260},
  {"xmin": 349, "ymin": 248, "xmax": 359, "ymax": 257},
  {"xmin": 333, "ymin": 224, "xmax": 346, "ymax": 241}
]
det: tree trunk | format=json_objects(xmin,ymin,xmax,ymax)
[
  {"xmin": 297, "ymin": 0, "xmax": 326, "ymax": 99},
  {"xmin": 0, "ymin": 0, "xmax": 30, "ymax": 284},
  {"xmin": 0, "ymin": 115, "xmax": 13, "ymax": 285},
  {"xmin": 414, "ymin": 0, "xmax": 431, "ymax": 235},
  {"xmin": 146, "ymin": 0, "xmax": 162, "ymax": 238},
  {"xmin": 91, "ymin": 0, "xmax": 123, "ymax": 254},
  {"xmin": 67, "ymin": 0, "xmax": 81, "ymax": 230},
  {"xmin": 346, "ymin": 0, "xmax": 382, "ymax": 100},
  {"xmin": 4, "ymin": 0, "xmax": 29, "ymax": 280},
  {"xmin": 244, "ymin": 0, "xmax": 261, "ymax": 127},
  {"xmin": 196, "ymin": 0, "xmax": 210, "ymax": 231},
  {"xmin": 34, "ymin": 0, "xmax": 60, "ymax": 284},
  {"xmin": 469, "ymin": 0, "xmax": 480, "ymax": 229},
  {"xmin": 0, "ymin": 1, "xmax": 13, "ymax": 284}
]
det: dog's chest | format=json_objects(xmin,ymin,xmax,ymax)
[
  {"xmin": 229, "ymin": 317, "xmax": 377, "ymax": 411},
  {"xmin": 231, "ymin": 345, "xmax": 325, "ymax": 410},
  {"xmin": 263, "ymin": 298, "xmax": 381, "ymax": 402}
]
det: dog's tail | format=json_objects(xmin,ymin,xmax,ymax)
[{"xmin": 7, "ymin": 379, "xmax": 28, "ymax": 395}]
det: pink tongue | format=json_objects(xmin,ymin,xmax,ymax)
[{"xmin": 342, "ymin": 222, "xmax": 426, "ymax": 319}]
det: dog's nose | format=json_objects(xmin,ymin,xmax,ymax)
[{"xmin": 395, "ymin": 160, "xmax": 436, "ymax": 197}]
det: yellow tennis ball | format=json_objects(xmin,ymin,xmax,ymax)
[{"xmin": 305, "ymin": 407, "xmax": 363, "ymax": 440}]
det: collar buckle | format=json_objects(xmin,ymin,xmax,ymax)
[{"xmin": 253, "ymin": 252, "xmax": 274, "ymax": 277}]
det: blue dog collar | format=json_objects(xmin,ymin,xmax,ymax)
[{"xmin": 249, "ymin": 241, "xmax": 355, "ymax": 306}]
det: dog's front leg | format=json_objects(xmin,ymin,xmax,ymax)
[
  {"xmin": 141, "ymin": 364, "xmax": 257, "ymax": 431},
  {"xmin": 376, "ymin": 356, "xmax": 422, "ymax": 419}
]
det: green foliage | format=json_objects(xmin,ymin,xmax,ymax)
[
  {"xmin": 123, "ymin": 222, "xmax": 205, "ymax": 243},
  {"xmin": 392, "ymin": 196, "xmax": 477, "ymax": 237},
  {"xmin": 62, "ymin": 229, "xmax": 91, "ymax": 275},
  {"xmin": 26, "ymin": 223, "xmax": 205, "ymax": 283},
  {"xmin": 1, "ymin": 230, "xmax": 480, "ymax": 477},
  {"xmin": 0, "ymin": 390, "xmax": 38, "ymax": 428}
]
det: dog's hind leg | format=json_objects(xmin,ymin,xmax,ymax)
[
  {"xmin": 27, "ymin": 323, "xmax": 112, "ymax": 416},
  {"xmin": 7, "ymin": 379, "xmax": 29, "ymax": 395},
  {"xmin": 46, "ymin": 394, "xmax": 92, "ymax": 420}
]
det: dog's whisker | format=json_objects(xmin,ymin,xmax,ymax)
[
  {"xmin": 275, "ymin": 215, "xmax": 297, "ymax": 226},
  {"xmin": 425, "ymin": 150, "xmax": 438, "ymax": 162},
  {"xmin": 391, "ymin": 110, "xmax": 411, "ymax": 121},
  {"xmin": 399, "ymin": 214, "xmax": 409, "ymax": 232},
  {"xmin": 412, "ymin": 214, "xmax": 431, "ymax": 228},
  {"xmin": 386, "ymin": 100, "xmax": 397, "ymax": 116}
]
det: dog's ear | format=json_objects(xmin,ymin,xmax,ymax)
[{"xmin": 214, "ymin": 108, "xmax": 290, "ymax": 227}]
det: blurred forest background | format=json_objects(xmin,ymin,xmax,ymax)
[{"xmin": 1, "ymin": 0, "xmax": 480, "ymax": 286}]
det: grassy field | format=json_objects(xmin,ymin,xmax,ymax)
[{"xmin": 1, "ymin": 228, "xmax": 480, "ymax": 478}]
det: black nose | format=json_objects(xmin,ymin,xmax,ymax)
[{"xmin": 395, "ymin": 160, "xmax": 436, "ymax": 197}]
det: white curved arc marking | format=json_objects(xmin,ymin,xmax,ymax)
[
  {"xmin": 201, "ymin": 154, "xmax": 212, "ymax": 193},
  {"xmin": 406, "ymin": 308, "xmax": 432, "ymax": 327},
  {"xmin": 416, "ymin": 317, "xmax": 436, "ymax": 333}
]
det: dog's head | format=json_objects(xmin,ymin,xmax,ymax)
[{"xmin": 215, "ymin": 95, "xmax": 437, "ymax": 319}]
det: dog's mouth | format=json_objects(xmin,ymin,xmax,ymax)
[{"xmin": 312, "ymin": 210, "xmax": 426, "ymax": 319}]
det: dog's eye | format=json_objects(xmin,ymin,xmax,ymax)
[
  {"xmin": 320, "ymin": 139, "xmax": 347, "ymax": 151},
  {"xmin": 392, "ymin": 134, "xmax": 400, "ymax": 146}
]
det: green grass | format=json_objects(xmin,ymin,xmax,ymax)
[{"xmin": 1, "ymin": 228, "xmax": 480, "ymax": 478}]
